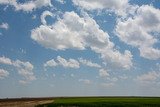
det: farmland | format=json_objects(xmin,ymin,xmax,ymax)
[
  {"xmin": 0, "ymin": 97, "xmax": 54, "ymax": 107},
  {"xmin": 37, "ymin": 97, "xmax": 160, "ymax": 107}
]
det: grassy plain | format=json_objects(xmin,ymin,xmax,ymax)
[{"xmin": 37, "ymin": 97, "xmax": 160, "ymax": 107}]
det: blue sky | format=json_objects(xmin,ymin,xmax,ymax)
[{"xmin": 0, "ymin": 0, "xmax": 160, "ymax": 98}]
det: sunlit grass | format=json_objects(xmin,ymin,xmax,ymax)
[{"xmin": 37, "ymin": 97, "xmax": 160, "ymax": 107}]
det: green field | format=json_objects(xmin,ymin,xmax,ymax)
[{"xmin": 37, "ymin": 97, "xmax": 160, "ymax": 107}]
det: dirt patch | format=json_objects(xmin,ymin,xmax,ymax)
[{"xmin": 0, "ymin": 99, "xmax": 53, "ymax": 107}]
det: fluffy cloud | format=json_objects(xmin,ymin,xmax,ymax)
[
  {"xmin": 44, "ymin": 59, "xmax": 58, "ymax": 68},
  {"xmin": 0, "ymin": 23, "xmax": 9, "ymax": 30},
  {"xmin": 44, "ymin": 56, "xmax": 80, "ymax": 69},
  {"xmin": 32, "ymin": 11, "xmax": 133, "ymax": 70},
  {"xmin": 41, "ymin": 10, "xmax": 54, "ymax": 25},
  {"xmin": 57, "ymin": 56, "xmax": 80, "ymax": 68},
  {"xmin": 13, "ymin": 60, "xmax": 36, "ymax": 84},
  {"xmin": 78, "ymin": 58, "xmax": 101, "ymax": 68},
  {"xmin": 116, "ymin": 5, "xmax": 160, "ymax": 60},
  {"xmin": 99, "ymin": 69, "xmax": 109, "ymax": 77},
  {"xmin": 0, "ymin": 0, "xmax": 52, "ymax": 12},
  {"xmin": 100, "ymin": 49, "xmax": 132, "ymax": 70},
  {"xmin": 0, "ymin": 56, "xmax": 12, "ymax": 65},
  {"xmin": 136, "ymin": 71, "xmax": 160, "ymax": 84},
  {"xmin": 44, "ymin": 56, "xmax": 103, "ymax": 70},
  {"xmin": 0, "ymin": 69, "xmax": 9, "ymax": 79},
  {"xmin": 0, "ymin": 56, "xmax": 36, "ymax": 83},
  {"xmin": 72, "ymin": 0, "xmax": 129, "ymax": 15}
]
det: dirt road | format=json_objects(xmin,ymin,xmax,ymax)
[{"xmin": 0, "ymin": 99, "xmax": 53, "ymax": 107}]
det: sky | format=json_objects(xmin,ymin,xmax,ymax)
[{"xmin": 0, "ymin": 0, "xmax": 160, "ymax": 98}]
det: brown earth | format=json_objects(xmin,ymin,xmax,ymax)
[{"xmin": 0, "ymin": 98, "xmax": 54, "ymax": 107}]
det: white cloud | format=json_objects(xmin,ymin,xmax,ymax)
[
  {"xmin": 31, "ymin": 12, "xmax": 86, "ymax": 50},
  {"xmin": 78, "ymin": 79, "xmax": 91, "ymax": 84},
  {"xmin": 0, "ymin": 56, "xmax": 12, "ymax": 65},
  {"xmin": 106, "ymin": 77, "xmax": 118, "ymax": 82},
  {"xmin": 0, "ymin": 23, "xmax": 9, "ymax": 30},
  {"xmin": 78, "ymin": 58, "xmax": 101, "ymax": 68},
  {"xmin": 34, "ymin": 0, "xmax": 52, "ymax": 7},
  {"xmin": 116, "ymin": 5, "xmax": 160, "ymax": 60},
  {"xmin": 44, "ymin": 56, "xmax": 101, "ymax": 69},
  {"xmin": 57, "ymin": 56, "xmax": 80, "ymax": 68},
  {"xmin": 44, "ymin": 59, "xmax": 58, "ymax": 68},
  {"xmin": 72, "ymin": 0, "xmax": 129, "ymax": 15},
  {"xmin": 101, "ymin": 82, "xmax": 114, "ymax": 88},
  {"xmin": 41, "ymin": 10, "xmax": 54, "ymax": 25},
  {"xmin": 44, "ymin": 56, "xmax": 80, "ymax": 69},
  {"xmin": 0, "ymin": 56, "xmax": 36, "ymax": 83},
  {"xmin": 136, "ymin": 71, "xmax": 160, "ymax": 84},
  {"xmin": 139, "ymin": 46, "xmax": 160, "ymax": 60},
  {"xmin": 32, "ymin": 11, "xmax": 133, "ymax": 70},
  {"xmin": 99, "ymin": 69, "xmax": 109, "ymax": 77},
  {"xmin": 31, "ymin": 11, "xmax": 112, "ymax": 50},
  {"xmin": 0, "ymin": 0, "xmax": 52, "ymax": 12},
  {"xmin": 100, "ymin": 49, "xmax": 133, "ymax": 70},
  {"xmin": 0, "ymin": 69, "xmax": 9, "ymax": 79},
  {"xmin": 13, "ymin": 60, "xmax": 36, "ymax": 83},
  {"xmin": 56, "ymin": 0, "xmax": 66, "ymax": 4}
]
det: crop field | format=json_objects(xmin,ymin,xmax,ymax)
[{"xmin": 37, "ymin": 97, "xmax": 160, "ymax": 107}]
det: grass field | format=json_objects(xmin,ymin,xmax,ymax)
[{"xmin": 37, "ymin": 97, "xmax": 160, "ymax": 107}]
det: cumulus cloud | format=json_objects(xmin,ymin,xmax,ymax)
[
  {"xmin": 0, "ymin": 23, "xmax": 9, "ymax": 30},
  {"xmin": 44, "ymin": 59, "xmax": 58, "ymax": 68},
  {"xmin": 57, "ymin": 56, "xmax": 80, "ymax": 68},
  {"xmin": 41, "ymin": 10, "xmax": 54, "ymax": 25},
  {"xmin": 44, "ymin": 56, "xmax": 80, "ymax": 69},
  {"xmin": 0, "ymin": 56, "xmax": 36, "ymax": 83},
  {"xmin": 13, "ymin": 60, "xmax": 36, "ymax": 84},
  {"xmin": 116, "ymin": 5, "xmax": 160, "ymax": 60},
  {"xmin": 136, "ymin": 71, "xmax": 160, "ymax": 84},
  {"xmin": 100, "ymin": 49, "xmax": 133, "ymax": 70},
  {"xmin": 32, "ymin": 11, "xmax": 133, "ymax": 70},
  {"xmin": 78, "ymin": 58, "xmax": 101, "ymax": 68},
  {"xmin": 72, "ymin": 0, "xmax": 129, "ymax": 15},
  {"xmin": 44, "ymin": 56, "xmax": 103, "ymax": 70},
  {"xmin": 0, "ymin": 0, "xmax": 52, "ymax": 12},
  {"xmin": 99, "ymin": 69, "xmax": 109, "ymax": 77},
  {"xmin": 0, "ymin": 56, "xmax": 12, "ymax": 65},
  {"xmin": 0, "ymin": 69, "xmax": 9, "ymax": 79}
]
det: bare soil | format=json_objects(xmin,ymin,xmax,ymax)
[{"xmin": 0, "ymin": 98, "xmax": 54, "ymax": 107}]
